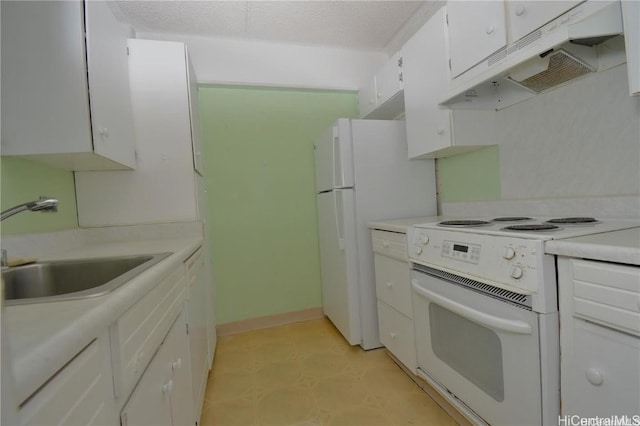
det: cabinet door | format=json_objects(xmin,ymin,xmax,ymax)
[
  {"xmin": 403, "ymin": 7, "xmax": 453, "ymax": 159},
  {"xmin": 185, "ymin": 249, "xmax": 209, "ymax": 423},
  {"xmin": 374, "ymin": 52, "xmax": 403, "ymax": 106},
  {"xmin": 84, "ymin": 0, "xmax": 137, "ymax": 169},
  {"xmin": 20, "ymin": 339, "xmax": 111, "ymax": 426},
  {"xmin": 564, "ymin": 319, "xmax": 640, "ymax": 417},
  {"xmin": 165, "ymin": 311, "xmax": 195, "ymax": 426},
  {"xmin": 447, "ymin": 1, "xmax": 507, "ymax": 78},
  {"xmin": 506, "ymin": 1, "xmax": 582, "ymax": 42},
  {"xmin": 358, "ymin": 78, "xmax": 378, "ymax": 118},
  {"xmin": 1, "ymin": 1, "xmax": 93, "ymax": 156}
]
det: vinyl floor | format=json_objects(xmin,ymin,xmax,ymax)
[{"xmin": 199, "ymin": 317, "xmax": 457, "ymax": 426}]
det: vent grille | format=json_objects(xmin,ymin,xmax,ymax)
[
  {"xmin": 488, "ymin": 48, "xmax": 507, "ymax": 66},
  {"xmin": 413, "ymin": 264, "xmax": 532, "ymax": 309},
  {"xmin": 513, "ymin": 49, "xmax": 594, "ymax": 92}
]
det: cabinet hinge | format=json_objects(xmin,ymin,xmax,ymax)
[
  {"xmin": 449, "ymin": 58, "xmax": 452, "ymax": 71},
  {"xmin": 399, "ymin": 72, "xmax": 403, "ymax": 82},
  {"xmin": 446, "ymin": 13, "xmax": 449, "ymax": 25},
  {"xmin": 186, "ymin": 323, "xmax": 189, "ymax": 335},
  {"xmin": 398, "ymin": 57, "xmax": 403, "ymax": 68},
  {"xmin": 126, "ymin": 46, "xmax": 130, "ymax": 56}
]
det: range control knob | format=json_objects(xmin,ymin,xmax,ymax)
[
  {"xmin": 420, "ymin": 234, "xmax": 430, "ymax": 245},
  {"xmin": 415, "ymin": 246, "xmax": 423, "ymax": 255},
  {"xmin": 510, "ymin": 266, "xmax": 524, "ymax": 279},
  {"xmin": 503, "ymin": 246, "xmax": 516, "ymax": 260}
]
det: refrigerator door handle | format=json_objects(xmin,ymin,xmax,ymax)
[{"xmin": 334, "ymin": 189, "xmax": 345, "ymax": 250}]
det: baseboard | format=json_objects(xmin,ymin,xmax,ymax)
[{"xmin": 216, "ymin": 307, "xmax": 324, "ymax": 336}]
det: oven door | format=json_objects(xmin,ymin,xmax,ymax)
[{"xmin": 412, "ymin": 267, "xmax": 543, "ymax": 425}]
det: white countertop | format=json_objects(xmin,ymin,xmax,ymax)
[
  {"xmin": 545, "ymin": 227, "xmax": 640, "ymax": 265},
  {"xmin": 367, "ymin": 216, "xmax": 442, "ymax": 234},
  {"xmin": 3, "ymin": 235, "xmax": 202, "ymax": 404}
]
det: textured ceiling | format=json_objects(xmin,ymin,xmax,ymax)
[{"xmin": 109, "ymin": 1, "xmax": 429, "ymax": 50}]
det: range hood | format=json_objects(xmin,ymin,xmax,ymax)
[{"xmin": 440, "ymin": 1, "xmax": 625, "ymax": 110}]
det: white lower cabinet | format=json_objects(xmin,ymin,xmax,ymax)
[
  {"xmin": 371, "ymin": 230, "xmax": 417, "ymax": 372},
  {"xmin": 558, "ymin": 258, "xmax": 640, "ymax": 418},
  {"xmin": 120, "ymin": 310, "xmax": 193, "ymax": 426},
  {"xmin": 18, "ymin": 335, "xmax": 115, "ymax": 426}
]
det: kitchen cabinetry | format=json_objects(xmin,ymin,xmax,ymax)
[
  {"xmin": 371, "ymin": 230, "xmax": 416, "ymax": 372},
  {"xmin": 403, "ymin": 7, "xmax": 495, "ymax": 159},
  {"xmin": 18, "ymin": 336, "xmax": 115, "ymax": 426},
  {"xmin": 358, "ymin": 52, "xmax": 404, "ymax": 119},
  {"xmin": 120, "ymin": 311, "xmax": 193, "ymax": 426},
  {"xmin": 185, "ymin": 248, "xmax": 212, "ymax": 423},
  {"xmin": 506, "ymin": 1, "xmax": 582, "ymax": 42},
  {"xmin": 446, "ymin": 1, "xmax": 507, "ymax": 78},
  {"xmin": 558, "ymin": 258, "xmax": 640, "ymax": 418},
  {"xmin": 622, "ymin": 0, "xmax": 640, "ymax": 96},
  {"xmin": 1, "ymin": 0, "xmax": 136, "ymax": 171}
]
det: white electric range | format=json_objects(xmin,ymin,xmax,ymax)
[{"xmin": 407, "ymin": 216, "xmax": 640, "ymax": 425}]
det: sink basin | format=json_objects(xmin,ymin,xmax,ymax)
[{"xmin": 2, "ymin": 252, "xmax": 171, "ymax": 305}]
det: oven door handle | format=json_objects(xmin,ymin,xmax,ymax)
[{"xmin": 412, "ymin": 282, "xmax": 533, "ymax": 335}]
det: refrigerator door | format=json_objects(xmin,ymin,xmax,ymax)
[
  {"xmin": 316, "ymin": 189, "xmax": 361, "ymax": 345},
  {"xmin": 314, "ymin": 119, "xmax": 354, "ymax": 193}
]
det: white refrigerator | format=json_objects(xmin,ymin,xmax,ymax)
[{"xmin": 314, "ymin": 119, "xmax": 437, "ymax": 349}]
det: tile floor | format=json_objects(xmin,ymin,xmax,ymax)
[{"xmin": 199, "ymin": 317, "xmax": 457, "ymax": 426}]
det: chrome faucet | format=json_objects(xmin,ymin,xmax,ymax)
[
  {"xmin": 1, "ymin": 197, "xmax": 59, "ymax": 267},
  {"xmin": 1, "ymin": 196, "xmax": 59, "ymax": 221}
]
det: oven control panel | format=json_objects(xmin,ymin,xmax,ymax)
[
  {"xmin": 441, "ymin": 240, "xmax": 481, "ymax": 264},
  {"xmin": 408, "ymin": 226, "xmax": 553, "ymax": 295}
]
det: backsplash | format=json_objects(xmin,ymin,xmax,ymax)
[
  {"xmin": 0, "ymin": 157, "xmax": 78, "ymax": 235},
  {"xmin": 440, "ymin": 64, "xmax": 640, "ymax": 217}
]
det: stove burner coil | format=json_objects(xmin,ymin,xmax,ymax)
[
  {"xmin": 438, "ymin": 220, "xmax": 491, "ymax": 227},
  {"xmin": 492, "ymin": 217, "xmax": 533, "ymax": 222},
  {"xmin": 546, "ymin": 217, "xmax": 597, "ymax": 224},
  {"xmin": 503, "ymin": 224, "xmax": 560, "ymax": 231}
]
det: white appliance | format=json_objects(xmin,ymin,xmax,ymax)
[
  {"xmin": 314, "ymin": 119, "xmax": 436, "ymax": 349},
  {"xmin": 408, "ymin": 216, "xmax": 640, "ymax": 425}
]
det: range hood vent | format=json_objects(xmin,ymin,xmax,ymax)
[{"xmin": 440, "ymin": 1, "xmax": 625, "ymax": 110}]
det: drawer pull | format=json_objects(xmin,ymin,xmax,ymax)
[
  {"xmin": 586, "ymin": 368, "xmax": 604, "ymax": 386},
  {"xmin": 386, "ymin": 281, "xmax": 394, "ymax": 289},
  {"xmin": 162, "ymin": 380, "xmax": 174, "ymax": 394},
  {"xmin": 172, "ymin": 358, "xmax": 182, "ymax": 371},
  {"xmin": 390, "ymin": 332, "xmax": 397, "ymax": 339},
  {"xmin": 383, "ymin": 241, "xmax": 389, "ymax": 248}
]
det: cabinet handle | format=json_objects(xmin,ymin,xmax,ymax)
[
  {"xmin": 437, "ymin": 129, "xmax": 445, "ymax": 136},
  {"xmin": 377, "ymin": 91, "xmax": 383, "ymax": 98},
  {"xmin": 386, "ymin": 281, "xmax": 394, "ymax": 289},
  {"xmin": 390, "ymin": 332, "xmax": 397, "ymax": 339},
  {"xmin": 586, "ymin": 368, "xmax": 604, "ymax": 386},
  {"xmin": 162, "ymin": 380, "xmax": 174, "ymax": 393},
  {"xmin": 486, "ymin": 25, "xmax": 495, "ymax": 35},
  {"xmin": 515, "ymin": 5, "xmax": 526, "ymax": 16},
  {"xmin": 382, "ymin": 241, "xmax": 389, "ymax": 248},
  {"xmin": 98, "ymin": 127, "xmax": 109, "ymax": 138},
  {"xmin": 172, "ymin": 358, "xmax": 182, "ymax": 371}
]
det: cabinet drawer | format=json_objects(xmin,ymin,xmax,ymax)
[
  {"xmin": 377, "ymin": 300, "xmax": 417, "ymax": 373},
  {"xmin": 20, "ymin": 339, "xmax": 109, "ymax": 425},
  {"xmin": 112, "ymin": 267, "xmax": 185, "ymax": 398},
  {"xmin": 371, "ymin": 230, "xmax": 407, "ymax": 261},
  {"xmin": 374, "ymin": 254, "xmax": 412, "ymax": 317},
  {"xmin": 571, "ymin": 260, "xmax": 640, "ymax": 336}
]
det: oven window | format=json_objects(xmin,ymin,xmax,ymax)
[{"xmin": 429, "ymin": 304, "xmax": 505, "ymax": 401}]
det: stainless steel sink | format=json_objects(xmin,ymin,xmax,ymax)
[{"xmin": 2, "ymin": 253, "xmax": 171, "ymax": 305}]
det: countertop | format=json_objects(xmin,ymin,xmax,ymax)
[
  {"xmin": 3, "ymin": 235, "xmax": 203, "ymax": 404},
  {"xmin": 367, "ymin": 216, "xmax": 442, "ymax": 234},
  {"xmin": 545, "ymin": 227, "xmax": 640, "ymax": 265}
]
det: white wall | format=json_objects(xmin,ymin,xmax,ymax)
[{"xmin": 137, "ymin": 32, "xmax": 387, "ymax": 91}]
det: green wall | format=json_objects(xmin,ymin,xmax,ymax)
[
  {"xmin": 199, "ymin": 86, "xmax": 359, "ymax": 324},
  {"xmin": 438, "ymin": 146, "xmax": 501, "ymax": 202},
  {"xmin": 0, "ymin": 157, "xmax": 78, "ymax": 235}
]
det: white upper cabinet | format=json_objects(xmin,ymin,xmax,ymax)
[
  {"xmin": 446, "ymin": 1, "xmax": 508, "ymax": 78},
  {"xmin": 358, "ymin": 52, "xmax": 404, "ymax": 119},
  {"xmin": 506, "ymin": 1, "xmax": 583, "ymax": 42},
  {"xmin": 404, "ymin": 7, "xmax": 496, "ymax": 159},
  {"xmin": 1, "ymin": 0, "xmax": 136, "ymax": 171}
]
